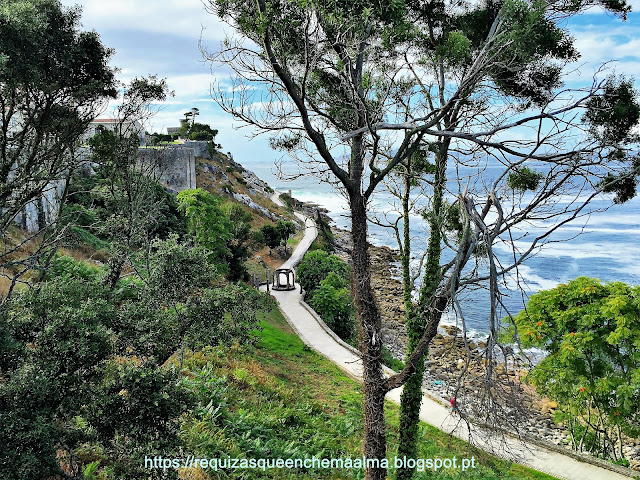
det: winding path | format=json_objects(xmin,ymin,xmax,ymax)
[{"xmin": 262, "ymin": 193, "xmax": 633, "ymax": 480}]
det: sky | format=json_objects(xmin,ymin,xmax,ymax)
[{"xmin": 59, "ymin": 0, "xmax": 640, "ymax": 186}]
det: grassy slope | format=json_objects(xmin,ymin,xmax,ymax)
[{"xmin": 178, "ymin": 308, "xmax": 559, "ymax": 480}]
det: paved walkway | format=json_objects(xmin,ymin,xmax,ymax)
[{"xmin": 263, "ymin": 193, "xmax": 632, "ymax": 480}]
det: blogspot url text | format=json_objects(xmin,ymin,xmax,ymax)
[{"xmin": 145, "ymin": 455, "xmax": 477, "ymax": 472}]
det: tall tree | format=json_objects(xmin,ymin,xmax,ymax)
[
  {"xmin": 205, "ymin": 1, "xmax": 639, "ymax": 478},
  {"xmin": 85, "ymin": 76, "xmax": 174, "ymax": 290},
  {"xmin": 177, "ymin": 188, "xmax": 233, "ymax": 268},
  {"xmin": 0, "ymin": 0, "xmax": 117, "ymax": 297}
]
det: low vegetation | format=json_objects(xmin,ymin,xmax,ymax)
[
  {"xmin": 297, "ymin": 249, "xmax": 355, "ymax": 342},
  {"xmin": 178, "ymin": 308, "xmax": 560, "ymax": 480}
]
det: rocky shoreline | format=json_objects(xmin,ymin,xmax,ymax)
[{"xmin": 329, "ymin": 227, "xmax": 640, "ymax": 471}]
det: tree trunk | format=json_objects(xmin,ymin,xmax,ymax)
[
  {"xmin": 397, "ymin": 146, "xmax": 447, "ymax": 480},
  {"xmin": 349, "ymin": 192, "xmax": 387, "ymax": 480},
  {"xmin": 103, "ymin": 254, "xmax": 126, "ymax": 291}
]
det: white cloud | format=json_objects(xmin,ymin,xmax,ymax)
[
  {"xmin": 562, "ymin": 20, "xmax": 640, "ymax": 84},
  {"xmin": 61, "ymin": 0, "xmax": 227, "ymax": 43}
]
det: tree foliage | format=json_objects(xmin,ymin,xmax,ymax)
[
  {"xmin": 0, "ymin": 240, "xmax": 273, "ymax": 478},
  {"xmin": 259, "ymin": 219, "xmax": 296, "ymax": 254},
  {"xmin": 177, "ymin": 188, "xmax": 233, "ymax": 267},
  {"xmin": 298, "ymin": 251, "xmax": 355, "ymax": 341},
  {"xmin": 0, "ymin": 0, "xmax": 117, "ymax": 233},
  {"xmin": 0, "ymin": 278, "xmax": 115, "ymax": 479},
  {"xmin": 0, "ymin": 0, "xmax": 118, "ymax": 299},
  {"xmin": 62, "ymin": 154, "xmax": 186, "ymax": 245},
  {"xmin": 508, "ymin": 277, "xmax": 640, "ymax": 460},
  {"xmin": 223, "ymin": 203, "xmax": 254, "ymax": 281},
  {"xmin": 307, "ymin": 272, "xmax": 356, "ymax": 341},
  {"xmin": 69, "ymin": 75, "xmax": 175, "ymax": 291}
]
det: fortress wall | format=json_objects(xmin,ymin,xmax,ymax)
[
  {"xmin": 183, "ymin": 141, "xmax": 211, "ymax": 159},
  {"xmin": 137, "ymin": 146, "xmax": 196, "ymax": 193},
  {"xmin": 15, "ymin": 146, "xmax": 198, "ymax": 232}
]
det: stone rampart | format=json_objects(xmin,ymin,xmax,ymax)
[{"xmin": 137, "ymin": 146, "xmax": 196, "ymax": 193}]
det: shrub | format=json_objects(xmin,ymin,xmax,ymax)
[
  {"xmin": 307, "ymin": 273, "xmax": 355, "ymax": 341},
  {"xmin": 176, "ymin": 188, "xmax": 233, "ymax": 268},
  {"xmin": 296, "ymin": 250, "xmax": 350, "ymax": 293},
  {"xmin": 43, "ymin": 252, "xmax": 105, "ymax": 281}
]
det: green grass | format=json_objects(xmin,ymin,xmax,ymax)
[
  {"xmin": 287, "ymin": 231, "xmax": 303, "ymax": 249},
  {"xmin": 178, "ymin": 308, "xmax": 560, "ymax": 480}
]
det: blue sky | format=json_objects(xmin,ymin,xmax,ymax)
[{"xmin": 60, "ymin": 0, "xmax": 640, "ymax": 183}]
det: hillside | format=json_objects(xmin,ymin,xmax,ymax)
[{"xmin": 0, "ymin": 149, "xmax": 625, "ymax": 480}]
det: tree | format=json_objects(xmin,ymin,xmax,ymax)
[
  {"xmin": 180, "ymin": 107, "xmax": 203, "ymax": 138},
  {"xmin": 87, "ymin": 361, "xmax": 191, "ymax": 480},
  {"xmin": 0, "ymin": 237, "xmax": 273, "ymax": 479},
  {"xmin": 307, "ymin": 272, "xmax": 356, "ymax": 341},
  {"xmin": 507, "ymin": 277, "xmax": 640, "ymax": 461},
  {"xmin": 145, "ymin": 235, "xmax": 272, "ymax": 365},
  {"xmin": 188, "ymin": 122, "xmax": 219, "ymax": 141},
  {"xmin": 177, "ymin": 188, "xmax": 233, "ymax": 269},
  {"xmin": 0, "ymin": 277, "xmax": 114, "ymax": 479},
  {"xmin": 373, "ymin": 9, "xmax": 639, "ymax": 477},
  {"xmin": 276, "ymin": 219, "xmax": 297, "ymax": 252},
  {"xmin": 258, "ymin": 220, "xmax": 295, "ymax": 255},
  {"xmin": 224, "ymin": 203, "xmax": 254, "ymax": 281},
  {"xmin": 0, "ymin": 0, "xmax": 117, "ymax": 298},
  {"xmin": 260, "ymin": 224, "xmax": 278, "ymax": 253},
  {"xmin": 205, "ymin": 1, "xmax": 639, "ymax": 478},
  {"xmin": 83, "ymin": 76, "xmax": 174, "ymax": 290},
  {"xmin": 374, "ymin": 149, "xmax": 451, "ymax": 478}
]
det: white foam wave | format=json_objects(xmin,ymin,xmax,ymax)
[
  {"xmin": 504, "ymin": 264, "xmax": 560, "ymax": 292},
  {"xmin": 559, "ymin": 226, "xmax": 640, "ymax": 236},
  {"xmin": 293, "ymin": 190, "xmax": 348, "ymax": 215},
  {"xmin": 582, "ymin": 212, "xmax": 640, "ymax": 227}
]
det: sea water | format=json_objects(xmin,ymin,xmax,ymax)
[{"xmin": 244, "ymin": 157, "xmax": 640, "ymax": 338}]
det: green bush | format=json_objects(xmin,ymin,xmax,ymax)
[
  {"xmin": 0, "ymin": 277, "xmax": 115, "ymax": 480},
  {"xmin": 87, "ymin": 361, "xmax": 191, "ymax": 480},
  {"xmin": 307, "ymin": 273, "xmax": 355, "ymax": 341},
  {"xmin": 62, "ymin": 203, "xmax": 99, "ymax": 228},
  {"xmin": 43, "ymin": 252, "xmax": 105, "ymax": 281},
  {"xmin": 176, "ymin": 188, "xmax": 233, "ymax": 268},
  {"xmin": 298, "ymin": 252, "xmax": 354, "ymax": 342},
  {"xmin": 297, "ymin": 250, "xmax": 350, "ymax": 293},
  {"xmin": 65, "ymin": 226, "xmax": 111, "ymax": 251}
]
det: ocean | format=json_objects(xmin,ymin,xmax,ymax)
[{"xmin": 243, "ymin": 156, "xmax": 640, "ymax": 337}]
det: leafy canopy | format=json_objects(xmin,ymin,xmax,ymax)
[
  {"xmin": 177, "ymin": 188, "xmax": 233, "ymax": 266},
  {"xmin": 507, "ymin": 277, "xmax": 640, "ymax": 450},
  {"xmin": 307, "ymin": 272, "xmax": 356, "ymax": 341},
  {"xmin": 296, "ymin": 249, "xmax": 351, "ymax": 294},
  {"xmin": 0, "ymin": 0, "xmax": 117, "ymax": 236}
]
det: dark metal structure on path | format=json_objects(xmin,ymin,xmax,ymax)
[{"xmin": 272, "ymin": 268, "xmax": 296, "ymax": 291}]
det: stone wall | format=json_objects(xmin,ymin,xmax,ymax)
[
  {"xmin": 15, "ymin": 180, "xmax": 66, "ymax": 233},
  {"xmin": 137, "ymin": 146, "xmax": 196, "ymax": 193},
  {"xmin": 12, "ymin": 141, "xmax": 200, "ymax": 233},
  {"xmin": 183, "ymin": 141, "xmax": 211, "ymax": 159}
]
